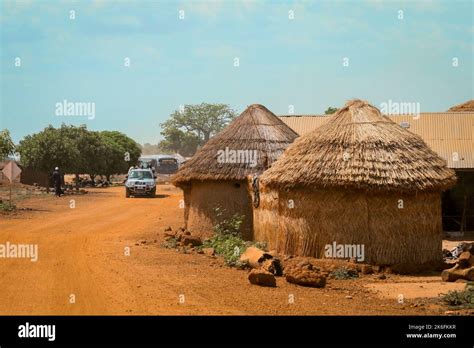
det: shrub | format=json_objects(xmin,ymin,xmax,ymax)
[
  {"xmin": 203, "ymin": 233, "xmax": 249, "ymax": 268},
  {"xmin": 213, "ymin": 207, "xmax": 244, "ymax": 236},
  {"xmin": 0, "ymin": 202, "xmax": 16, "ymax": 212},
  {"xmin": 202, "ymin": 207, "xmax": 266, "ymax": 268},
  {"xmin": 440, "ymin": 286, "xmax": 474, "ymax": 307},
  {"xmin": 161, "ymin": 236, "xmax": 179, "ymax": 249}
]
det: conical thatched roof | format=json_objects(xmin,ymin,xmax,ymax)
[
  {"xmin": 172, "ymin": 104, "xmax": 298, "ymax": 186},
  {"xmin": 448, "ymin": 99, "xmax": 474, "ymax": 112},
  {"xmin": 261, "ymin": 99, "xmax": 456, "ymax": 192}
]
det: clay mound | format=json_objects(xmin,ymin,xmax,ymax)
[{"xmin": 284, "ymin": 261, "xmax": 327, "ymax": 288}]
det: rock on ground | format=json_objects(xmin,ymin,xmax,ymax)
[
  {"xmin": 181, "ymin": 236, "xmax": 202, "ymax": 247},
  {"xmin": 261, "ymin": 258, "xmax": 283, "ymax": 276},
  {"xmin": 248, "ymin": 269, "xmax": 277, "ymax": 287},
  {"xmin": 240, "ymin": 247, "xmax": 273, "ymax": 268}
]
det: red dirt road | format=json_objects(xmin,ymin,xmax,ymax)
[{"xmin": 0, "ymin": 185, "xmax": 460, "ymax": 315}]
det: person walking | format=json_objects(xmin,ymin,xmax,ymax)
[{"xmin": 52, "ymin": 167, "xmax": 62, "ymax": 197}]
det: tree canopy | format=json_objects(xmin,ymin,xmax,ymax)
[
  {"xmin": 324, "ymin": 107, "xmax": 339, "ymax": 115},
  {"xmin": 159, "ymin": 103, "xmax": 236, "ymax": 156},
  {"xmin": 0, "ymin": 129, "xmax": 16, "ymax": 160},
  {"xmin": 100, "ymin": 130, "xmax": 142, "ymax": 177},
  {"xmin": 17, "ymin": 124, "xmax": 141, "ymax": 179}
]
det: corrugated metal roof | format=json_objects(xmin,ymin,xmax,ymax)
[{"xmin": 280, "ymin": 113, "xmax": 474, "ymax": 169}]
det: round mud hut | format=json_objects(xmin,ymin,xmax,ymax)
[
  {"xmin": 172, "ymin": 104, "xmax": 298, "ymax": 240},
  {"xmin": 258, "ymin": 99, "xmax": 456, "ymax": 270}
]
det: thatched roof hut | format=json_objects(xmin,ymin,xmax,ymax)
[
  {"xmin": 172, "ymin": 104, "xmax": 298, "ymax": 239},
  {"xmin": 257, "ymin": 99, "xmax": 456, "ymax": 271},
  {"xmin": 448, "ymin": 99, "xmax": 474, "ymax": 112}
]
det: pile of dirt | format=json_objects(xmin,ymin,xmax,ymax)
[
  {"xmin": 281, "ymin": 256, "xmax": 386, "ymax": 275},
  {"xmin": 163, "ymin": 227, "xmax": 203, "ymax": 248},
  {"xmin": 284, "ymin": 261, "xmax": 327, "ymax": 288}
]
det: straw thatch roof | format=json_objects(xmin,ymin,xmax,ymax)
[
  {"xmin": 448, "ymin": 99, "xmax": 474, "ymax": 112},
  {"xmin": 172, "ymin": 104, "xmax": 298, "ymax": 186},
  {"xmin": 261, "ymin": 99, "xmax": 456, "ymax": 192}
]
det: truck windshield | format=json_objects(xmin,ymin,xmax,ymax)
[{"xmin": 129, "ymin": 171, "xmax": 153, "ymax": 179}]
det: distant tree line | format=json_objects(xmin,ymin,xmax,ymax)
[
  {"xmin": 157, "ymin": 104, "xmax": 339, "ymax": 157},
  {"xmin": 158, "ymin": 103, "xmax": 237, "ymax": 156},
  {"xmin": 15, "ymin": 124, "xmax": 141, "ymax": 184}
]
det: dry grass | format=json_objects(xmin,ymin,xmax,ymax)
[
  {"xmin": 260, "ymin": 99, "xmax": 456, "ymax": 193},
  {"xmin": 254, "ymin": 100, "xmax": 454, "ymax": 267},
  {"xmin": 251, "ymin": 181, "xmax": 280, "ymax": 245},
  {"xmin": 172, "ymin": 104, "xmax": 298, "ymax": 186},
  {"xmin": 447, "ymin": 99, "xmax": 474, "ymax": 112},
  {"xmin": 255, "ymin": 187, "xmax": 444, "ymax": 267}
]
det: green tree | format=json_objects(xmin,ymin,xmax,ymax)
[
  {"xmin": 17, "ymin": 125, "xmax": 79, "ymax": 174},
  {"xmin": 60, "ymin": 125, "xmax": 106, "ymax": 187},
  {"xmin": 17, "ymin": 125, "xmax": 142, "ymax": 186},
  {"xmin": 158, "ymin": 128, "xmax": 201, "ymax": 157},
  {"xmin": 100, "ymin": 131, "xmax": 142, "ymax": 181},
  {"xmin": 324, "ymin": 107, "xmax": 339, "ymax": 115},
  {"xmin": 160, "ymin": 103, "xmax": 236, "ymax": 155},
  {"xmin": 0, "ymin": 129, "xmax": 16, "ymax": 160}
]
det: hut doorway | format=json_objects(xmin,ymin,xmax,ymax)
[{"xmin": 442, "ymin": 170, "xmax": 474, "ymax": 233}]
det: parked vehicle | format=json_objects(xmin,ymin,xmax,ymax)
[
  {"xmin": 125, "ymin": 168, "xmax": 156, "ymax": 198},
  {"xmin": 138, "ymin": 155, "xmax": 181, "ymax": 174}
]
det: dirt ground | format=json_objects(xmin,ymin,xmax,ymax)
[{"xmin": 0, "ymin": 184, "xmax": 470, "ymax": 315}]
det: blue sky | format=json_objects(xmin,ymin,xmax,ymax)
[{"xmin": 1, "ymin": 0, "xmax": 472, "ymax": 144}]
